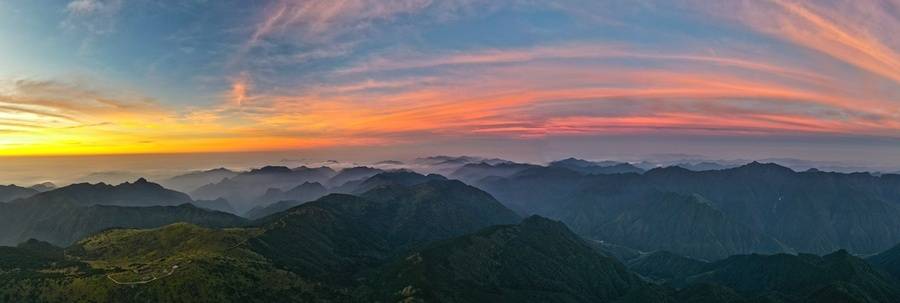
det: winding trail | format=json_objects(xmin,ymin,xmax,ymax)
[{"xmin": 106, "ymin": 265, "xmax": 179, "ymax": 285}]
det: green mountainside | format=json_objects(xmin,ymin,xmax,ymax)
[
  {"xmin": 868, "ymin": 243, "xmax": 900, "ymax": 281},
  {"xmin": 364, "ymin": 216, "xmax": 645, "ymax": 303},
  {"xmin": 0, "ymin": 224, "xmax": 341, "ymax": 303},
  {"xmin": 249, "ymin": 179, "xmax": 521, "ymax": 284},
  {"xmin": 626, "ymin": 249, "xmax": 900, "ymax": 303},
  {"xmin": 626, "ymin": 250, "xmax": 709, "ymax": 282}
]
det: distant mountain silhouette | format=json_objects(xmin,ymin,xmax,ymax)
[
  {"xmin": 244, "ymin": 182, "xmax": 329, "ymax": 219},
  {"xmin": 10, "ymin": 178, "xmax": 192, "ymax": 207},
  {"xmin": 375, "ymin": 160, "xmax": 404, "ymax": 165},
  {"xmin": 549, "ymin": 157, "xmax": 645, "ymax": 175},
  {"xmin": 449, "ymin": 162, "xmax": 540, "ymax": 184},
  {"xmin": 674, "ymin": 161, "xmax": 738, "ymax": 171},
  {"xmin": 327, "ymin": 166, "xmax": 384, "ymax": 187},
  {"xmin": 414, "ymin": 155, "xmax": 510, "ymax": 166},
  {"xmin": 244, "ymin": 199, "xmax": 303, "ymax": 220},
  {"xmin": 191, "ymin": 197, "xmax": 237, "ymax": 214},
  {"xmin": 161, "ymin": 168, "xmax": 238, "ymax": 193},
  {"xmin": 191, "ymin": 166, "xmax": 336, "ymax": 213},
  {"xmin": 414, "ymin": 155, "xmax": 514, "ymax": 175},
  {"xmin": 334, "ymin": 171, "xmax": 447, "ymax": 194},
  {"xmin": 0, "ymin": 184, "xmax": 38, "ymax": 202},
  {"xmin": 252, "ymin": 181, "xmax": 328, "ymax": 206},
  {"xmin": 28, "ymin": 182, "xmax": 56, "ymax": 192}
]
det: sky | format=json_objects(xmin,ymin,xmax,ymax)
[{"xmin": 1, "ymin": 0, "xmax": 900, "ymax": 168}]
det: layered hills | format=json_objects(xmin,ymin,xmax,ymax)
[
  {"xmin": 473, "ymin": 161, "xmax": 900, "ymax": 259},
  {"xmin": 0, "ymin": 184, "xmax": 38, "ymax": 202},
  {"xmin": 2, "ymin": 158, "xmax": 900, "ymax": 303},
  {"xmin": 0, "ymin": 179, "xmax": 246, "ymax": 246},
  {"xmin": 2, "ymin": 172, "xmax": 900, "ymax": 303},
  {"xmin": 191, "ymin": 166, "xmax": 336, "ymax": 213}
]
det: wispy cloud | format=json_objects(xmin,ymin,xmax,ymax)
[
  {"xmin": 705, "ymin": 0, "xmax": 900, "ymax": 85},
  {"xmin": 61, "ymin": 0, "xmax": 123, "ymax": 35},
  {"xmin": 233, "ymin": 0, "xmax": 512, "ymax": 67},
  {"xmin": 66, "ymin": 0, "xmax": 110, "ymax": 15},
  {"xmin": 247, "ymin": 0, "xmax": 430, "ymax": 47},
  {"xmin": 0, "ymin": 79, "xmax": 187, "ymax": 154},
  {"xmin": 338, "ymin": 42, "xmax": 831, "ymax": 86},
  {"xmin": 59, "ymin": 0, "xmax": 124, "ymax": 55},
  {"xmin": 0, "ymin": 79, "xmax": 168, "ymax": 133},
  {"xmin": 232, "ymin": 42, "xmax": 900, "ymax": 143}
]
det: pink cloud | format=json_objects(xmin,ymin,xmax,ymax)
[{"xmin": 704, "ymin": 0, "xmax": 900, "ymax": 85}]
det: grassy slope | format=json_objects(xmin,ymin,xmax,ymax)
[{"xmin": 1, "ymin": 224, "xmax": 346, "ymax": 303}]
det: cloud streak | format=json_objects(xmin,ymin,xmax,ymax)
[
  {"xmin": 234, "ymin": 43, "xmax": 900, "ymax": 144},
  {"xmin": 707, "ymin": 0, "xmax": 900, "ymax": 85},
  {"xmin": 62, "ymin": 0, "xmax": 122, "ymax": 35},
  {"xmin": 246, "ymin": 0, "xmax": 431, "ymax": 48}
]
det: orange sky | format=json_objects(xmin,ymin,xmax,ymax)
[{"xmin": 1, "ymin": 0, "xmax": 899, "ymax": 157}]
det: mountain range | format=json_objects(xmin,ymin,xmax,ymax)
[
  {"xmin": 159, "ymin": 168, "xmax": 238, "ymax": 193},
  {"xmin": 0, "ymin": 179, "xmax": 246, "ymax": 247},
  {"xmin": 191, "ymin": 166, "xmax": 337, "ymax": 213},
  {"xmin": 3, "ymin": 158, "xmax": 900, "ymax": 302},
  {"xmin": 9, "ymin": 158, "xmax": 900, "ymax": 262},
  {"xmin": 4, "ymin": 175, "xmax": 900, "ymax": 303},
  {"xmin": 472, "ymin": 161, "xmax": 900, "ymax": 259},
  {"xmin": 184, "ymin": 166, "xmax": 437, "ymax": 215},
  {"xmin": 366, "ymin": 215, "xmax": 646, "ymax": 303},
  {"xmin": 16, "ymin": 178, "xmax": 192, "ymax": 207},
  {"xmin": 549, "ymin": 157, "xmax": 646, "ymax": 175},
  {"xmin": 0, "ymin": 184, "xmax": 38, "ymax": 203},
  {"xmin": 0, "ymin": 178, "xmax": 526, "ymax": 302}
]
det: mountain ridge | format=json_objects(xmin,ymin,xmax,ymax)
[{"xmin": 475, "ymin": 161, "xmax": 900, "ymax": 259}]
